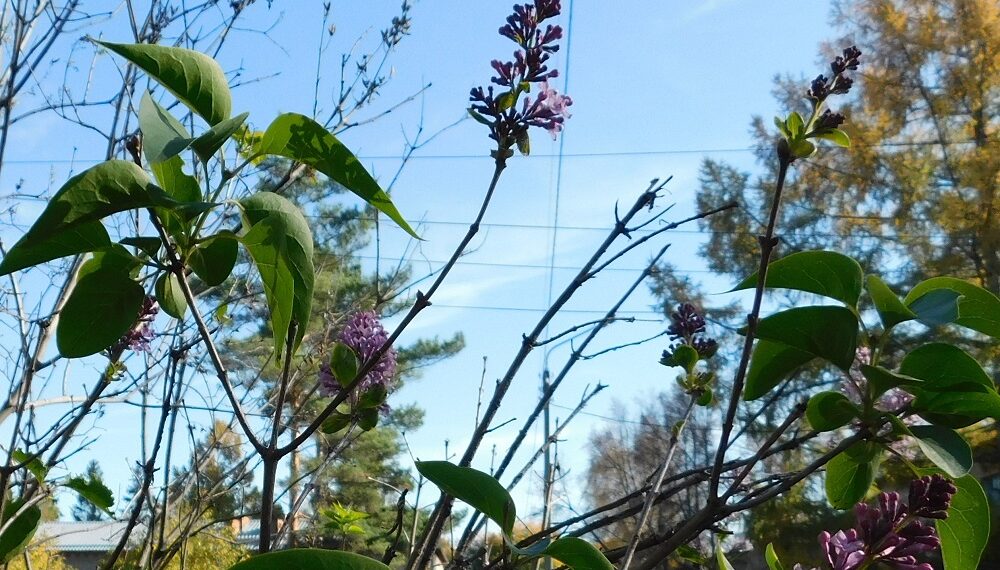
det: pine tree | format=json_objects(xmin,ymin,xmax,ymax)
[{"xmin": 71, "ymin": 460, "xmax": 107, "ymax": 522}]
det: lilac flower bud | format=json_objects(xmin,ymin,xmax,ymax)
[
  {"xmin": 908, "ymin": 475, "xmax": 957, "ymax": 520},
  {"xmin": 831, "ymin": 46, "xmax": 862, "ymax": 74},
  {"xmin": 817, "ymin": 109, "xmax": 846, "ymax": 130},
  {"xmin": 808, "ymin": 74, "xmax": 829, "ymax": 100},
  {"xmin": 319, "ymin": 311, "xmax": 398, "ymax": 397},
  {"xmin": 830, "ymin": 74, "xmax": 854, "ymax": 95},
  {"xmin": 666, "ymin": 303, "xmax": 707, "ymax": 341},
  {"xmin": 122, "ymin": 296, "xmax": 159, "ymax": 352}
]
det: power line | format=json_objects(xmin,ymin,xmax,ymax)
[
  {"xmin": 309, "ymin": 214, "xmax": 952, "ymax": 240},
  {"xmin": 352, "ymin": 254, "xmax": 717, "ymax": 274},
  {"xmin": 0, "ymin": 138, "xmax": 981, "ymax": 165}
]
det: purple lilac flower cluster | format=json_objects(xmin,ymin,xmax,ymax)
[
  {"xmin": 663, "ymin": 303, "xmax": 718, "ymax": 359},
  {"xmin": 469, "ymin": 0, "xmax": 572, "ymax": 150},
  {"xmin": 123, "ymin": 296, "xmax": 159, "ymax": 352},
  {"xmin": 807, "ymin": 46, "xmax": 862, "ymax": 130},
  {"xmin": 794, "ymin": 475, "xmax": 956, "ymax": 570},
  {"xmin": 319, "ymin": 311, "xmax": 398, "ymax": 397}
]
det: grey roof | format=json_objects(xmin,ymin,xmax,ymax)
[
  {"xmin": 37, "ymin": 521, "xmax": 138, "ymax": 552},
  {"xmin": 37, "ymin": 520, "xmax": 263, "ymax": 553}
]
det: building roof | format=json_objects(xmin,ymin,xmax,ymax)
[
  {"xmin": 37, "ymin": 519, "xmax": 264, "ymax": 553},
  {"xmin": 36, "ymin": 521, "xmax": 137, "ymax": 552}
]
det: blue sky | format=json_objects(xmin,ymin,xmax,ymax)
[{"xmin": 1, "ymin": 0, "xmax": 841, "ymax": 520}]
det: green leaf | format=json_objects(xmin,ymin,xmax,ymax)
[
  {"xmin": 11, "ymin": 450, "xmax": 46, "ymax": 482},
  {"xmin": 663, "ymin": 344, "xmax": 699, "ymax": 372},
  {"xmin": 908, "ymin": 425, "xmax": 972, "ymax": 478},
  {"xmin": 329, "ymin": 342, "xmax": 359, "ymax": 388},
  {"xmin": 858, "ymin": 365, "xmax": 924, "ymax": 399},
  {"xmin": 228, "ymin": 548, "xmax": 389, "ymax": 570},
  {"xmin": 0, "ymin": 221, "xmax": 111, "ymax": 276},
  {"xmin": 865, "ymin": 274, "xmax": 916, "ymax": 330},
  {"xmin": 811, "ymin": 128, "xmax": 851, "ymax": 147},
  {"xmin": 912, "ymin": 391, "xmax": 1000, "ymax": 428},
  {"xmin": 764, "ymin": 543, "xmax": 784, "ymax": 570},
  {"xmin": 155, "ymin": 272, "xmax": 188, "ymax": 319},
  {"xmin": 239, "ymin": 192, "xmax": 315, "ymax": 359},
  {"xmin": 542, "ymin": 537, "xmax": 613, "ymax": 570},
  {"xmin": 320, "ymin": 413, "xmax": 352, "ymax": 434},
  {"xmin": 744, "ymin": 340, "xmax": 815, "ymax": 401},
  {"xmin": 937, "ymin": 475, "xmax": 990, "ymax": 570},
  {"xmin": 785, "ymin": 112, "xmax": 804, "ymax": 138},
  {"xmin": 789, "ymin": 138, "xmax": 816, "ymax": 159},
  {"xmin": 900, "ymin": 343, "xmax": 993, "ymax": 392},
  {"xmin": 190, "ymin": 112, "xmax": 249, "ymax": 163},
  {"xmin": 806, "ymin": 391, "xmax": 859, "ymax": 432},
  {"xmin": 773, "ymin": 116, "xmax": 791, "ymax": 139},
  {"xmin": 753, "ymin": 306, "xmax": 858, "ymax": 370},
  {"xmin": 359, "ymin": 385, "xmax": 388, "ymax": 409},
  {"xmin": 151, "ymin": 155, "xmax": 202, "ymax": 240},
  {"xmin": 0, "ymin": 161, "xmax": 167, "ymax": 276},
  {"xmin": 907, "ymin": 289, "xmax": 962, "ymax": 327},
  {"xmin": 65, "ymin": 474, "xmax": 114, "ymax": 513},
  {"xmin": 675, "ymin": 544, "xmax": 708, "ymax": 565},
  {"xmin": 733, "ymin": 251, "xmax": 864, "ymax": 307},
  {"xmin": 715, "ymin": 544, "xmax": 735, "ymax": 570},
  {"xmin": 97, "ymin": 41, "xmax": 231, "ymax": 125},
  {"xmin": 904, "ymin": 277, "xmax": 1000, "ymax": 338},
  {"xmin": 120, "ymin": 236, "xmax": 162, "ymax": 258},
  {"xmin": 139, "ymin": 91, "xmax": 193, "ymax": 164},
  {"xmin": 357, "ymin": 408, "xmax": 379, "ymax": 431},
  {"xmin": 901, "ymin": 343, "xmax": 1000, "ymax": 426},
  {"xmin": 188, "ymin": 233, "xmax": 238, "ymax": 286},
  {"xmin": 57, "ymin": 265, "xmax": 145, "ymax": 358},
  {"xmin": 0, "ymin": 500, "xmax": 41, "ymax": 563},
  {"xmin": 415, "ymin": 460, "xmax": 516, "ymax": 536},
  {"xmin": 255, "ymin": 113, "xmax": 418, "ymax": 238},
  {"xmin": 825, "ymin": 443, "xmax": 881, "ymax": 509}
]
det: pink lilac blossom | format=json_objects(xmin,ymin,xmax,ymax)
[
  {"xmin": 469, "ymin": 0, "xmax": 572, "ymax": 148},
  {"xmin": 319, "ymin": 311, "xmax": 398, "ymax": 397},
  {"xmin": 794, "ymin": 476, "xmax": 953, "ymax": 570},
  {"xmin": 123, "ymin": 296, "xmax": 159, "ymax": 352}
]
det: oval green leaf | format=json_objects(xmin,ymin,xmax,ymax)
[
  {"xmin": 188, "ymin": 234, "xmax": 238, "ymax": 287},
  {"xmin": 806, "ymin": 391, "xmax": 859, "ymax": 432},
  {"xmin": 744, "ymin": 340, "xmax": 815, "ymax": 401},
  {"xmin": 732, "ymin": 251, "xmax": 864, "ymax": 307},
  {"xmin": 5, "ymin": 161, "xmax": 164, "ymax": 255},
  {"xmin": 57, "ymin": 267, "xmax": 145, "ymax": 358},
  {"xmin": 97, "ymin": 41, "xmax": 231, "ymax": 125},
  {"xmin": 239, "ymin": 192, "xmax": 315, "ymax": 359},
  {"xmin": 415, "ymin": 460, "xmax": 516, "ymax": 536},
  {"xmin": 229, "ymin": 548, "xmax": 389, "ymax": 570},
  {"xmin": 155, "ymin": 272, "xmax": 188, "ymax": 319},
  {"xmin": 904, "ymin": 277, "xmax": 1000, "ymax": 339},
  {"xmin": 0, "ymin": 501, "xmax": 41, "ymax": 563},
  {"xmin": 907, "ymin": 289, "xmax": 961, "ymax": 327},
  {"xmin": 764, "ymin": 543, "xmax": 784, "ymax": 570},
  {"xmin": 65, "ymin": 473, "xmax": 114, "ymax": 513},
  {"xmin": 858, "ymin": 364, "xmax": 923, "ymax": 399},
  {"xmin": 908, "ymin": 425, "xmax": 972, "ymax": 478},
  {"xmin": 937, "ymin": 475, "xmax": 990, "ymax": 570},
  {"xmin": 825, "ymin": 443, "xmax": 881, "ymax": 509},
  {"xmin": 0, "ymin": 221, "xmax": 111, "ymax": 276},
  {"xmin": 865, "ymin": 275, "xmax": 915, "ymax": 330},
  {"xmin": 753, "ymin": 306, "xmax": 858, "ymax": 370},
  {"xmin": 190, "ymin": 112, "xmax": 249, "ymax": 163},
  {"xmin": 139, "ymin": 91, "xmax": 193, "ymax": 164},
  {"xmin": 255, "ymin": 113, "xmax": 417, "ymax": 238},
  {"xmin": 541, "ymin": 537, "xmax": 613, "ymax": 570}
]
